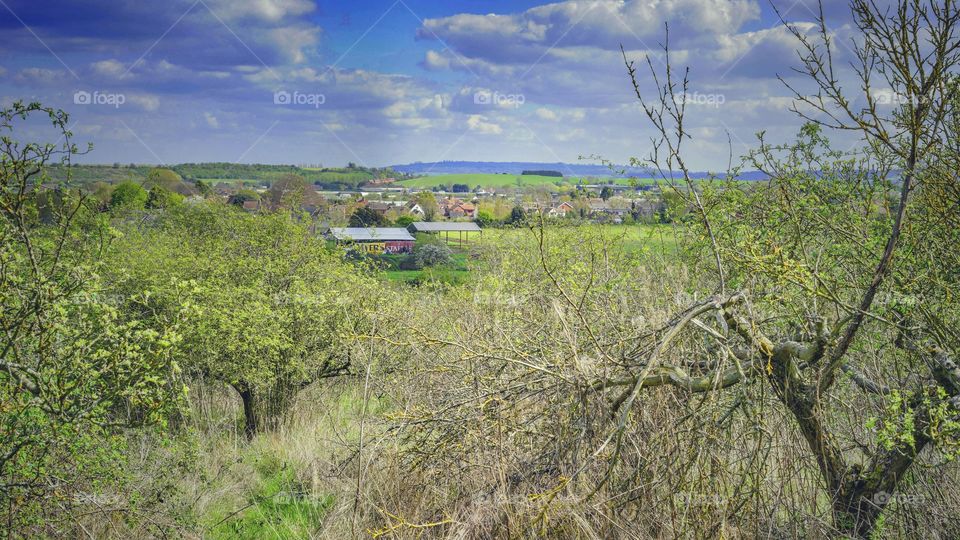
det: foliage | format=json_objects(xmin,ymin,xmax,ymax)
[
  {"xmin": 474, "ymin": 209, "xmax": 496, "ymax": 227},
  {"xmin": 268, "ymin": 173, "xmax": 316, "ymax": 210},
  {"xmin": 105, "ymin": 204, "xmax": 380, "ymax": 437},
  {"xmin": 146, "ymin": 185, "xmax": 185, "ymax": 209},
  {"xmin": 144, "ymin": 167, "xmax": 185, "ymax": 193},
  {"xmin": 414, "ymin": 243, "xmax": 453, "ymax": 268},
  {"xmin": 228, "ymin": 188, "xmax": 260, "ymax": 206},
  {"xmin": 0, "ymin": 102, "xmax": 185, "ymax": 533},
  {"xmin": 109, "ymin": 180, "xmax": 148, "ymax": 210},
  {"xmin": 349, "ymin": 206, "xmax": 388, "ymax": 227},
  {"xmin": 506, "ymin": 205, "xmax": 526, "ymax": 225},
  {"xmin": 394, "ymin": 215, "xmax": 415, "ymax": 227}
]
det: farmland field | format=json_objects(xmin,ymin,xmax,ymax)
[
  {"xmin": 397, "ymin": 173, "xmax": 566, "ymax": 189},
  {"xmin": 397, "ymin": 172, "xmax": 666, "ymax": 190},
  {"xmin": 476, "ymin": 223, "xmax": 680, "ymax": 255},
  {"xmin": 379, "ymin": 224, "xmax": 680, "ymax": 285}
]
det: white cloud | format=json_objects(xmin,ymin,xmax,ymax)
[
  {"xmin": 90, "ymin": 59, "xmax": 127, "ymax": 79},
  {"xmin": 535, "ymin": 108, "xmax": 558, "ymax": 121},
  {"xmin": 209, "ymin": 0, "xmax": 315, "ymax": 23},
  {"xmin": 126, "ymin": 94, "xmax": 161, "ymax": 111},
  {"xmin": 14, "ymin": 67, "xmax": 65, "ymax": 85},
  {"xmin": 466, "ymin": 114, "xmax": 503, "ymax": 135}
]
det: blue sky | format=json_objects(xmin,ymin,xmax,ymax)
[{"xmin": 0, "ymin": 0, "xmax": 865, "ymax": 169}]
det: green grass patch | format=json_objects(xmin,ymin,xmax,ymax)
[
  {"xmin": 479, "ymin": 223, "xmax": 680, "ymax": 255},
  {"xmin": 206, "ymin": 456, "xmax": 333, "ymax": 540}
]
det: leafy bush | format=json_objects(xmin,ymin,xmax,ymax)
[{"xmin": 415, "ymin": 243, "xmax": 453, "ymax": 267}]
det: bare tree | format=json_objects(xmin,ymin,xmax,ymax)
[{"xmin": 609, "ymin": 0, "xmax": 960, "ymax": 535}]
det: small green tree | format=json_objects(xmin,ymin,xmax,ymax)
[
  {"xmin": 349, "ymin": 206, "xmax": 387, "ymax": 227},
  {"xmin": 507, "ymin": 205, "xmax": 526, "ymax": 226},
  {"xmin": 144, "ymin": 167, "xmax": 185, "ymax": 193},
  {"xmin": 146, "ymin": 185, "xmax": 184, "ymax": 209},
  {"xmin": 228, "ymin": 189, "xmax": 259, "ymax": 206},
  {"xmin": 413, "ymin": 191, "xmax": 440, "ymax": 221},
  {"xmin": 107, "ymin": 205, "xmax": 378, "ymax": 438},
  {"xmin": 109, "ymin": 180, "xmax": 147, "ymax": 210}
]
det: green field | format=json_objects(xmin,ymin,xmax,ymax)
[
  {"xmin": 397, "ymin": 173, "xmax": 567, "ymax": 190},
  {"xmin": 396, "ymin": 173, "xmax": 669, "ymax": 190},
  {"xmin": 478, "ymin": 223, "xmax": 679, "ymax": 256},
  {"xmin": 379, "ymin": 224, "xmax": 679, "ymax": 286}
]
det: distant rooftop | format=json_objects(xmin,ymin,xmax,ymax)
[
  {"xmin": 327, "ymin": 227, "xmax": 414, "ymax": 242},
  {"xmin": 409, "ymin": 222, "xmax": 482, "ymax": 233}
]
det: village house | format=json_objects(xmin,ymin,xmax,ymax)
[
  {"xmin": 405, "ymin": 201, "xmax": 425, "ymax": 217},
  {"xmin": 365, "ymin": 201, "xmax": 393, "ymax": 216},
  {"xmin": 439, "ymin": 197, "xmax": 476, "ymax": 219},
  {"xmin": 548, "ymin": 201, "xmax": 575, "ymax": 218}
]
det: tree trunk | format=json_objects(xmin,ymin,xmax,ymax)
[
  {"xmin": 232, "ymin": 379, "xmax": 300, "ymax": 440},
  {"xmin": 764, "ymin": 347, "xmax": 934, "ymax": 538},
  {"xmin": 234, "ymin": 383, "xmax": 261, "ymax": 440}
]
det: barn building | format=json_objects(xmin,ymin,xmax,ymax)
[
  {"xmin": 408, "ymin": 222, "xmax": 482, "ymax": 247},
  {"xmin": 326, "ymin": 227, "xmax": 415, "ymax": 254}
]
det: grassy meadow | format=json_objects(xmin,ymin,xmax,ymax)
[{"xmin": 376, "ymin": 224, "xmax": 681, "ymax": 286}]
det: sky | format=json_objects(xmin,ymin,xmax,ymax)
[{"xmin": 0, "ymin": 0, "xmax": 869, "ymax": 169}]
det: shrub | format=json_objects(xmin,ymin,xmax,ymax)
[{"xmin": 415, "ymin": 243, "xmax": 453, "ymax": 267}]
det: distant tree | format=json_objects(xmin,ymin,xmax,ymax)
[
  {"xmin": 349, "ymin": 206, "xmax": 387, "ymax": 227},
  {"xmin": 506, "ymin": 205, "xmax": 526, "ymax": 226},
  {"xmin": 90, "ymin": 181, "xmax": 114, "ymax": 209},
  {"xmin": 144, "ymin": 167, "xmax": 185, "ymax": 193},
  {"xmin": 228, "ymin": 189, "xmax": 260, "ymax": 207},
  {"xmin": 145, "ymin": 186, "xmax": 184, "ymax": 209},
  {"xmin": 414, "ymin": 191, "xmax": 440, "ymax": 221},
  {"xmin": 195, "ymin": 179, "xmax": 212, "ymax": 197},
  {"xmin": 109, "ymin": 181, "xmax": 147, "ymax": 210},
  {"xmin": 600, "ymin": 186, "xmax": 613, "ymax": 200},
  {"xmin": 451, "ymin": 183, "xmax": 470, "ymax": 193},
  {"xmin": 521, "ymin": 170, "xmax": 563, "ymax": 177},
  {"xmin": 394, "ymin": 215, "xmax": 415, "ymax": 227},
  {"xmin": 475, "ymin": 210, "xmax": 495, "ymax": 227},
  {"xmin": 268, "ymin": 173, "xmax": 316, "ymax": 210}
]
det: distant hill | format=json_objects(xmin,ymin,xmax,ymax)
[
  {"xmin": 390, "ymin": 161, "xmax": 768, "ymax": 180},
  {"xmin": 43, "ymin": 163, "xmax": 394, "ymax": 190}
]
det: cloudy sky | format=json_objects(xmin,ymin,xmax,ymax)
[{"xmin": 0, "ymin": 0, "xmax": 866, "ymax": 169}]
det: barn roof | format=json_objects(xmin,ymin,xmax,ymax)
[
  {"xmin": 409, "ymin": 222, "xmax": 481, "ymax": 233},
  {"xmin": 328, "ymin": 227, "xmax": 414, "ymax": 242}
]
